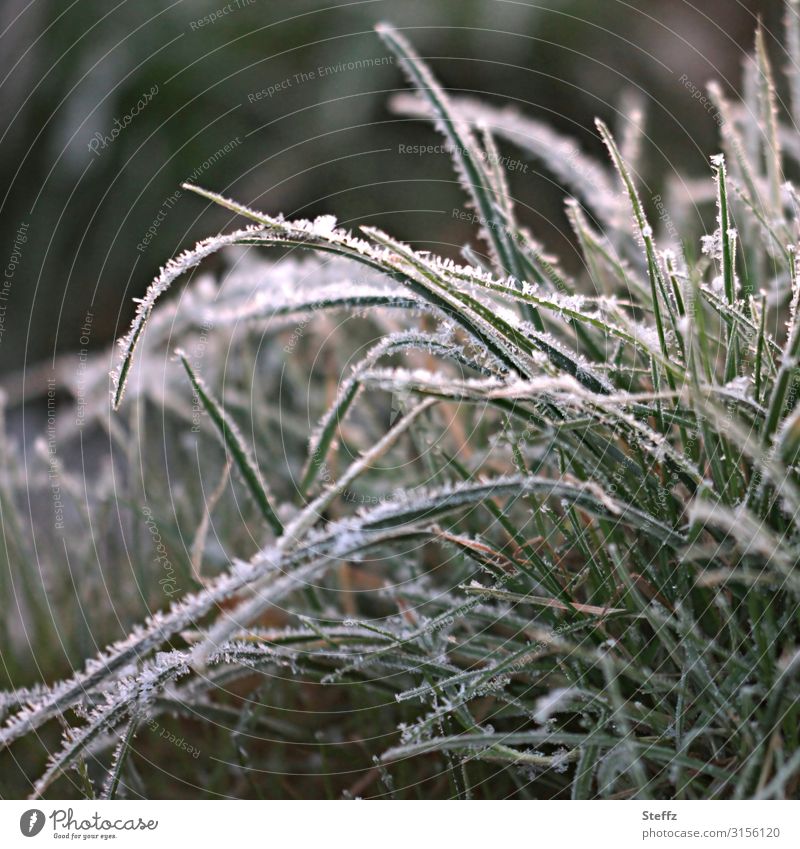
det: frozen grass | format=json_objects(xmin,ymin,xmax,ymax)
[{"xmin": 2, "ymin": 9, "xmax": 800, "ymax": 799}]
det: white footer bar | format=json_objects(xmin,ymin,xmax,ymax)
[{"xmin": 1, "ymin": 800, "xmax": 797, "ymax": 848}]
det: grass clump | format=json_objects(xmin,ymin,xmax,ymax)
[{"xmin": 2, "ymin": 10, "xmax": 800, "ymax": 799}]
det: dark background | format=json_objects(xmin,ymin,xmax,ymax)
[{"xmin": 0, "ymin": 0, "xmax": 783, "ymax": 380}]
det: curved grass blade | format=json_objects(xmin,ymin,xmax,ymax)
[
  {"xmin": 111, "ymin": 226, "xmax": 266, "ymax": 409},
  {"xmin": 176, "ymin": 349, "xmax": 283, "ymax": 535}
]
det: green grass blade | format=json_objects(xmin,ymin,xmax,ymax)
[{"xmin": 177, "ymin": 349, "xmax": 283, "ymax": 535}]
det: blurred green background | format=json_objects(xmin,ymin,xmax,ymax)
[{"xmin": 0, "ymin": 0, "xmax": 782, "ymax": 376}]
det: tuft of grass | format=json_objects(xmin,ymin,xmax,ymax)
[{"xmin": 2, "ymin": 11, "xmax": 800, "ymax": 800}]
